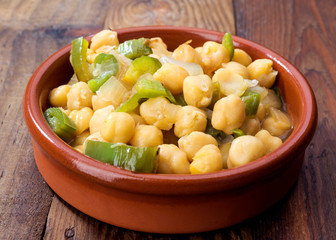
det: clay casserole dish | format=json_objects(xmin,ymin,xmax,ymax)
[{"xmin": 23, "ymin": 26, "xmax": 317, "ymax": 234}]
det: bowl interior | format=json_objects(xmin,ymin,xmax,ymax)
[{"xmin": 25, "ymin": 26, "xmax": 317, "ymax": 195}]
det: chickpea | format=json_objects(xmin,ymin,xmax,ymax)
[
  {"xmin": 200, "ymin": 41, "xmax": 230, "ymax": 74},
  {"xmin": 158, "ymin": 144, "xmax": 190, "ymax": 174},
  {"xmin": 212, "ymin": 68, "xmax": 247, "ymax": 96},
  {"xmin": 240, "ymin": 117, "xmax": 261, "ymax": 136},
  {"xmin": 130, "ymin": 125, "xmax": 163, "ymax": 147},
  {"xmin": 222, "ymin": 61, "xmax": 250, "ymax": 79},
  {"xmin": 148, "ymin": 37, "xmax": 172, "ymax": 58},
  {"xmin": 83, "ymin": 131, "xmax": 106, "ymax": 147},
  {"xmin": 95, "ymin": 45, "xmax": 115, "ymax": 54},
  {"xmin": 227, "ymin": 135, "xmax": 265, "ymax": 168},
  {"xmin": 183, "ymin": 74, "xmax": 213, "ymax": 108},
  {"xmin": 49, "ymin": 85, "xmax": 71, "ymax": 107},
  {"xmin": 86, "ymin": 48, "xmax": 97, "ymax": 64},
  {"xmin": 261, "ymin": 89, "xmax": 282, "ymax": 110},
  {"xmin": 190, "ymin": 144, "xmax": 223, "ymax": 174},
  {"xmin": 73, "ymin": 145, "xmax": 84, "ymax": 153},
  {"xmin": 232, "ymin": 49, "xmax": 252, "ymax": 66},
  {"xmin": 89, "ymin": 105, "xmax": 115, "ymax": 134},
  {"xmin": 256, "ymin": 103, "xmax": 266, "ymax": 122},
  {"xmin": 172, "ymin": 42, "xmax": 202, "ymax": 65},
  {"xmin": 129, "ymin": 112, "xmax": 147, "ymax": 126},
  {"xmin": 100, "ymin": 112, "xmax": 135, "ymax": 143},
  {"xmin": 211, "ymin": 95, "xmax": 245, "ymax": 134},
  {"xmin": 153, "ymin": 63, "xmax": 189, "ymax": 94},
  {"xmin": 262, "ymin": 107, "xmax": 292, "ymax": 137},
  {"xmin": 71, "ymin": 130, "xmax": 90, "ymax": 147},
  {"xmin": 174, "ymin": 106, "xmax": 207, "ymax": 138},
  {"xmin": 68, "ymin": 107, "xmax": 93, "ymax": 135},
  {"xmin": 90, "ymin": 30, "xmax": 119, "ymax": 52},
  {"xmin": 247, "ymin": 59, "xmax": 278, "ymax": 88},
  {"xmin": 139, "ymin": 97, "xmax": 181, "ymax": 130},
  {"xmin": 82, "ymin": 132, "xmax": 107, "ymax": 151},
  {"xmin": 178, "ymin": 131, "xmax": 218, "ymax": 161},
  {"xmin": 255, "ymin": 129, "xmax": 283, "ymax": 154},
  {"xmin": 67, "ymin": 82, "xmax": 93, "ymax": 110},
  {"xmin": 91, "ymin": 95, "xmax": 114, "ymax": 111},
  {"xmin": 219, "ymin": 141, "xmax": 232, "ymax": 169}
]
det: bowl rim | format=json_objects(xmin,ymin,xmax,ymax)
[{"xmin": 23, "ymin": 25, "xmax": 317, "ymax": 195}]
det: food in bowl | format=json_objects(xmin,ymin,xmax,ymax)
[{"xmin": 44, "ymin": 29, "xmax": 292, "ymax": 174}]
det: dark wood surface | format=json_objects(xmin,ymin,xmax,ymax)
[{"xmin": 0, "ymin": 0, "xmax": 335, "ymax": 239}]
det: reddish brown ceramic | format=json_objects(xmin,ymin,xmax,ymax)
[{"xmin": 23, "ymin": 26, "xmax": 317, "ymax": 234}]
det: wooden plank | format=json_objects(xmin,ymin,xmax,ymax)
[
  {"xmin": 103, "ymin": 0, "xmax": 235, "ymax": 34},
  {"xmin": 0, "ymin": 0, "xmax": 109, "ymax": 239},
  {"xmin": 234, "ymin": 0, "xmax": 336, "ymax": 239}
]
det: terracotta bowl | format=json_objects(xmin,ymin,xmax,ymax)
[{"xmin": 23, "ymin": 26, "xmax": 317, "ymax": 234}]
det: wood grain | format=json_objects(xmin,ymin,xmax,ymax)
[
  {"xmin": 235, "ymin": 0, "xmax": 336, "ymax": 239},
  {"xmin": 1, "ymin": 0, "xmax": 336, "ymax": 239}
]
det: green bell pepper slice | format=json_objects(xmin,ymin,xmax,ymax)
[
  {"xmin": 174, "ymin": 94, "xmax": 187, "ymax": 106},
  {"xmin": 88, "ymin": 53, "xmax": 120, "ymax": 93},
  {"xmin": 117, "ymin": 38, "xmax": 152, "ymax": 59},
  {"xmin": 241, "ymin": 91, "xmax": 261, "ymax": 116},
  {"xmin": 209, "ymin": 81, "xmax": 221, "ymax": 110},
  {"xmin": 44, "ymin": 107, "xmax": 76, "ymax": 142},
  {"xmin": 222, "ymin": 32, "xmax": 234, "ymax": 61},
  {"xmin": 123, "ymin": 56, "xmax": 162, "ymax": 85},
  {"xmin": 232, "ymin": 129, "xmax": 244, "ymax": 138},
  {"xmin": 84, "ymin": 140, "xmax": 158, "ymax": 173},
  {"xmin": 115, "ymin": 78, "xmax": 176, "ymax": 112},
  {"xmin": 71, "ymin": 37, "xmax": 90, "ymax": 82},
  {"xmin": 205, "ymin": 119, "xmax": 226, "ymax": 141}
]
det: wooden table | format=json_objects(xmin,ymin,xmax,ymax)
[{"xmin": 0, "ymin": 0, "xmax": 335, "ymax": 239}]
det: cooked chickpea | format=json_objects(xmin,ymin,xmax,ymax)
[
  {"xmin": 69, "ymin": 107, "xmax": 93, "ymax": 135},
  {"xmin": 227, "ymin": 136, "xmax": 265, "ymax": 168},
  {"xmin": 200, "ymin": 41, "xmax": 230, "ymax": 74},
  {"xmin": 183, "ymin": 74, "xmax": 213, "ymax": 108},
  {"xmin": 256, "ymin": 103, "xmax": 266, "ymax": 121},
  {"xmin": 90, "ymin": 30, "xmax": 119, "ymax": 51},
  {"xmin": 261, "ymin": 89, "xmax": 282, "ymax": 110},
  {"xmin": 67, "ymin": 82, "xmax": 93, "ymax": 110},
  {"xmin": 73, "ymin": 145, "xmax": 84, "ymax": 153},
  {"xmin": 262, "ymin": 107, "xmax": 292, "ymax": 137},
  {"xmin": 219, "ymin": 141, "xmax": 232, "ymax": 169},
  {"xmin": 172, "ymin": 42, "xmax": 202, "ymax": 65},
  {"xmin": 153, "ymin": 63, "xmax": 189, "ymax": 94},
  {"xmin": 211, "ymin": 95, "xmax": 245, "ymax": 134},
  {"xmin": 190, "ymin": 144, "xmax": 223, "ymax": 174},
  {"xmin": 49, "ymin": 85, "xmax": 71, "ymax": 107},
  {"xmin": 148, "ymin": 37, "xmax": 172, "ymax": 58},
  {"xmin": 247, "ymin": 59, "xmax": 278, "ymax": 88},
  {"xmin": 232, "ymin": 49, "xmax": 252, "ymax": 66},
  {"xmin": 100, "ymin": 112, "xmax": 135, "ymax": 143},
  {"xmin": 222, "ymin": 61, "xmax": 250, "ymax": 79},
  {"xmin": 158, "ymin": 144, "xmax": 190, "ymax": 174},
  {"xmin": 83, "ymin": 131, "xmax": 107, "ymax": 147},
  {"xmin": 129, "ymin": 112, "xmax": 147, "ymax": 126},
  {"xmin": 255, "ymin": 129, "xmax": 283, "ymax": 154},
  {"xmin": 178, "ymin": 131, "xmax": 217, "ymax": 161},
  {"xmin": 240, "ymin": 117, "xmax": 261, "ymax": 136},
  {"xmin": 139, "ymin": 97, "xmax": 180, "ymax": 130},
  {"xmin": 174, "ymin": 106, "xmax": 207, "ymax": 138},
  {"xmin": 91, "ymin": 95, "xmax": 115, "ymax": 111},
  {"xmin": 89, "ymin": 105, "xmax": 115, "ymax": 134},
  {"xmin": 86, "ymin": 48, "xmax": 97, "ymax": 64},
  {"xmin": 130, "ymin": 125, "xmax": 163, "ymax": 147},
  {"xmin": 71, "ymin": 130, "xmax": 90, "ymax": 147},
  {"xmin": 212, "ymin": 68, "xmax": 247, "ymax": 96}
]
